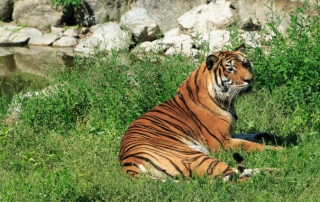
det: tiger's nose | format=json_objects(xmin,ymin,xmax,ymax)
[
  {"xmin": 243, "ymin": 74, "xmax": 253, "ymax": 84},
  {"xmin": 244, "ymin": 78, "xmax": 253, "ymax": 83}
]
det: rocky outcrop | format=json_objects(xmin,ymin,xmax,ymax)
[
  {"xmin": 0, "ymin": 0, "xmax": 317, "ymax": 56},
  {"xmin": 120, "ymin": 7, "xmax": 160, "ymax": 43},
  {"xmin": 12, "ymin": 0, "xmax": 71, "ymax": 30},
  {"xmin": 178, "ymin": 1, "xmax": 233, "ymax": 36},
  {"xmin": 132, "ymin": 0, "xmax": 207, "ymax": 32},
  {"xmin": 0, "ymin": 0, "xmax": 13, "ymax": 20},
  {"xmin": 0, "ymin": 24, "xmax": 80, "ymax": 47},
  {"xmin": 74, "ymin": 0, "xmax": 128, "ymax": 27}
]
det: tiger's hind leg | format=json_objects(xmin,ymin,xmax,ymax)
[{"xmin": 120, "ymin": 146, "xmax": 263, "ymax": 181}]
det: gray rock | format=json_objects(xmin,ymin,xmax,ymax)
[
  {"xmin": 74, "ymin": 22, "xmax": 131, "ymax": 55},
  {"xmin": 132, "ymin": 40, "xmax": 167, "ymax": 55},
  {"xmin": 120, "ymin": 7, "xmax": 159, "ymax": 42},
  {"xmin": 74, "ymin": 0, "xmax": 128, "ymax": 27},
  {"xmin": 0, "ymin": 0, "xmax": 13, "ymax": 20},
  {"xmin": 2, "ymin": 24, "xmax": 19, "ymax": 31},
  {"xmin": 178, "ymin": 1, "xmax": 234, "ymax": 36},
  {"xmin": 16, "ymin": 28, "xmax": 43, "ymax": 39},
  {"xmin": 28, "ymin": 33, "xmax": 60, "ymax": 46},
  {"xmin": 0, "ymin": 27, "xmax": 12, "ymax": 44},
  {"xmin": 195, "ymin": 30, "xmax": 231, "ymax": 53},
  {"xmin": 133, "ymin": 0, "xmax": 206, "ymax": 32},
  {"xmin": 12, "ymin": 0, "xmax": 72, "ymax": 29},
  {"xmin": 51, "ymin": 26, "xmax": 64, "ymax": 37},
  {"xmin": 0, "ymin": 27, "xmax": 29, "ymax": 46},
  {"xmin": 53, "ymin": 36, "xmax": 77, "ymax": 47},
  {"xmin": 232, "ymin": 0, "xmax": 316, "ymax": 33},
  {"xmin": 8, "ymin": 33, "xmax": 30, "ymax": 45},
  {"xmin": 63, "ymin": 27, "xmax": 78, "ymax": 38},
  {"xmin": 159, "ymin": 28, "xmax": 198, "ymax": 57}
]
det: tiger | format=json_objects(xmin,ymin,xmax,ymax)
[{"xmin": 119, "ymin": 44, "xmax": 281, "ymax": 180}]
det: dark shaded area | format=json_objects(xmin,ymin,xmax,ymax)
[{"xmin": 74, "ymin": 2, "xmax": 95, "ymax": 27}]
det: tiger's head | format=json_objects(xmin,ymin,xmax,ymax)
[{"xmin": 205, "ymin": 44, "xmax": 253, "ymax": 104}]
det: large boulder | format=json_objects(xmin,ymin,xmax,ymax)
[
  {"xmin": 12, "ymin": 0, "xmax": 71, "ymax": 29},
  {"xmin": 74, "ymin": 0, "xmax": 128, "ymax": 27},
  {"xmin": 0, "ymin": 0, "xmax": 13, "ymax": 20},
  {"xmin": 178, "ymin": 1, "xmax": 234, "ymax": 36},
  {"xmin": 133, "ymin": 0, "xmax": 207, "ymax": 32},
  {"xmin": 74, "ymin": 22, "xmax": 132, "ymax": 55},
  {"xmin": 120, "ymin": 7, "xmax": 159, "ymax": 42}
]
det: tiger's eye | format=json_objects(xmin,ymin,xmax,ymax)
[{"xmin": 243, "ymin": 61, "xmax": 250, "ymax": 69}]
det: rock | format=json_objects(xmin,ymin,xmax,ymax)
[
  {"xmin": 120, "ymin": 7, "xmax": 159, "ymax": 42},
  {"xmin": 63, "ymin": 27, "xmax": 78, "ymax": 38},
  {"xmin": 153, "ymin": 28, "xmax": 198, "ymax": 57},
  {"xmin": 132, "ymin": 40, "xmax": 167, "ymax": 55},
  {"xmin": 2, "ymin": 24, "xmax": 19, "ymax": 31},
  {"xmin": 74, "ymin": 22, "xmax": 131, "ymax": 55},
  {"xmin": 239, "ymin": 31, "xmax": 261, "ymax": 48},
  {"xmin": 8, "ymin": 33, "xmax": 30, "ymax": 45},
  {"xmin": 0, "ymin": 27, "xmax": 29, "ymax": 46},
  {"xmin": 74, "ymin": 0, "xmax": 128, "ymax": 27},
  {"xmin": 231, "ymin": 0, "xmax": 316, "ymax": 33},
  {"xmin": 0, "ymin": 0, "xmax": 13, "ymax": 20},
  {"xmin": 16, "ymin": 28, "xmax": 43, "ymax": 39},
  {"xmin": 196, "ymin": 30, "xmax": 231, "ymax": 53},
  {"xmin": 0, "ymin": 27, "xmax": 12, "ymax": 44},
  {"xmin": 28, "ymin": 33, "xmax": 60, "ymax": 46},
  {"xmin": 12, "ymin": 0, "xmax": 72, "ymax": 29},
  {"xmin": 133, "ymin": 0, "xmax": 206, "ymax": 32},
  {"xmin": 178, "ymin": 1, "xmax": 234, "ymax": 36},
  {"xmin": 241, "ymin": 18, "xmax": 261, "ymax": 31},
  {"xmin": 51, "ymin": 26, "xmax": 64, "ymax": 37},
  {"xmin": 52, "ymin": 36, "xmax": 77, "ymax": 47}
]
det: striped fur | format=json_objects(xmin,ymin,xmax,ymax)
[{"xmin": 119, "ymin": 44, "xmax": 278, "ymax": 179}]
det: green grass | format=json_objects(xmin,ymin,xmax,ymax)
[{"xmin": 0, "ymin": 1, "xmax": 320, "ymax": 201}]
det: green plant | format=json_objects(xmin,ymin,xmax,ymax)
[
  {"xmin": 16, "ymin": 21, "xmax": 28, "ymax": 27},
  {"xmin": 52, "ymin": 0, "xmax": 83, "ymax": 9}
]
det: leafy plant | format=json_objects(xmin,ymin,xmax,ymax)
[{"xmin": 52, "ymin": 0, "xmax": 83, "ymax": 9}]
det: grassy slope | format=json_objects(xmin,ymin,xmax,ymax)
[{"xmin": 0, "ymin": 51, "xmax": 319, "ymax": 201}]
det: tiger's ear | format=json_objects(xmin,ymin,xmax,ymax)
[
  {"xmin": 234, "ymin": 44, "xmax": 246, "ymax": 53},
  {"xmin": 206, "ymin": 55, "xmax": 219, "ymax": 70}
]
